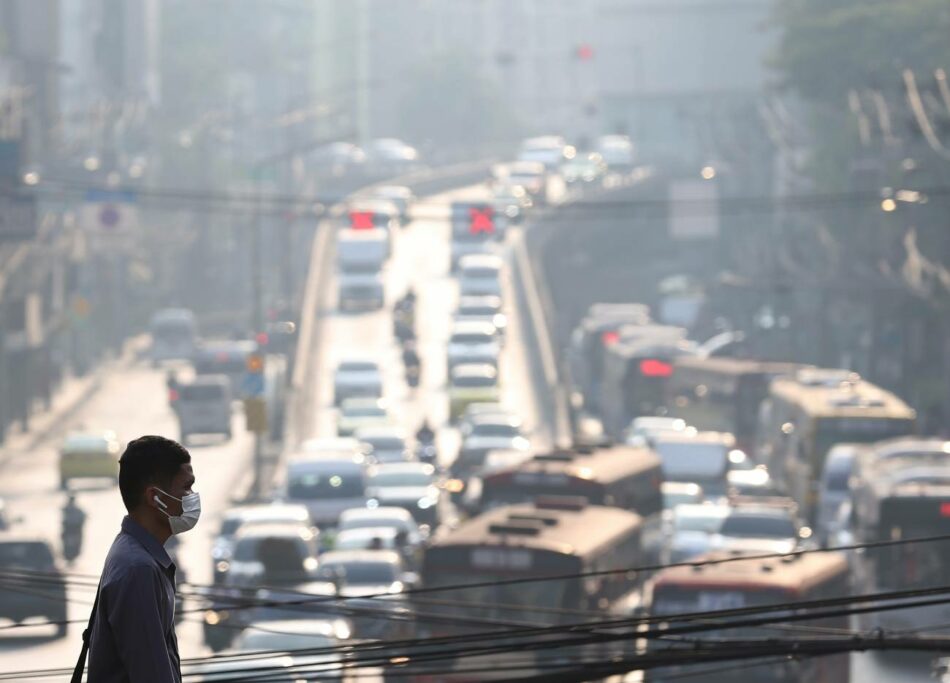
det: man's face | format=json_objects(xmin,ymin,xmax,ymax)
[{"xmin": 150, "ymin": 463, "xmax": 195, "ymax": 517}]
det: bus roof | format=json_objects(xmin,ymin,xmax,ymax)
[
  {"xmin": 672, "ymin": 356, "xmax": 805, "ymax": 381},
  {"xmin": 500, "ymin": 445, "xmax": 662, "ymax": 486},
  {"xmin": 769, "ymin": 369, "xmax": 915, "ymax": 420},
  {"xmin": 430, "ymin": 501, "xmax": 642, "ymax": 558},
  {"xmin": 652, "ymin": 550, "xmax": 849, "ymax": 595}
]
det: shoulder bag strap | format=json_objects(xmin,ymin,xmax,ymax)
[{"xmin": 70, "ymin": 584, "xmax": 101, "ymax": 683}]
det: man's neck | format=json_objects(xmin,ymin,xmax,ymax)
[{"xmin": 130, "ymin": 510, "xmax": 172, "ymax": 545}]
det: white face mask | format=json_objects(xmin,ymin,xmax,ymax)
[{"xmin": 154, "ymin": 488, "xmax": 201, "ymax": 535}]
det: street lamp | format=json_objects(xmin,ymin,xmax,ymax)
[{"xmin": 83, "ymin": 155, "xmax": 101, "ymax": 172}]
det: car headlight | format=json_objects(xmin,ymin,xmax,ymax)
[
  {"xmin": 204, "ymin": 610, "xmax": 226, "ymax": 625},
  {"xmin": 215, "ymin": 561, "xmax": 230, "ymax": 574},
  {"xmin": 417, "ymin": 497, "xmax": 434, "ymax": 510},
  {"xmin": 367, "ymin": 498, "xmax": 380, "ymax": 508}
]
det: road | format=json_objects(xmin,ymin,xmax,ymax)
[
  {"xmin": 0, "ymin": 357, "xmax": 256, "ymax": 675},
  {"xmin": 300, "ymin": 184, "xmax": 556, "ymax": 465},
  {"xmin": 0, "ymin": 180, "xmax": 936, "ymax": 682}
]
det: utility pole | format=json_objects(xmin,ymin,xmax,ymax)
[{"xmin": 355, "ymin": 0, "xmax": 371, "ymax": 148}]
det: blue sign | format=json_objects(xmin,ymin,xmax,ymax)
[
  {"xmin": 241, "ymin": 372, "xmax": 264, "ymax": 398},
  {"xmin": 0, "ymin": 192, "xmax": 37, "ymax": 242}
]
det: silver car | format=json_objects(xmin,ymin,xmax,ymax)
[{"xmin": 333, "ymin": 360, "xmax": 383, "ymax": 405}]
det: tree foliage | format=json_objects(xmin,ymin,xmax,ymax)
[{"xmin": 773, "ymin": 0, "xmax": 950, "ymax": 103}]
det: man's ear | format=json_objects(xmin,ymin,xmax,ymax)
[{"xmin": 149, "ymin": 487, "xmax": 168, "ymax": 510}]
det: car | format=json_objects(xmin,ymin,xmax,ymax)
[
  {"xmin": 315, "ymin": 549, "xmax": 412, "ymax": 596},
  {"xmin": 446, "ymin": 321, "xmax": 501, "ymax": 372},
  {"xmin": 624, "ymin": 416, "xmax": 692, "ymax": 447},
  {"xmin": 727, "ymin": 467, "xmax": 782, "ymax": 499},
  {"xmin": 333, "ymin": 360, "xmax": 383, "ymax": 405},
  {"xmin": 366, "ymin": 462, "xmax": 441, "ymax": 525},
  {"xmin": 458, "ymin": 253, "xmax": 504, "ymax": 299},
  {"xmin": 219, "ymin": 522, "xmax": 320, "ymax": 588},
  {"xmin": 345, "ymin": 200, "xmax": 399, "ymax": 247},
  {"xmin": 313, "ymin": 141, "xmax": 366, "ymax": 175},
  {"xmin": 460, "ymin": 401, "xmax": 509, "ymax": 425},
  {"xmin": 560, "ymin": 152, "xmax": 607, "ymax": 184},
  {"xmin": 652, "ymin": 431, "xmax": 735, "ymax": 498},
  {"xmin": 338, "ymin": 506, "xmax": 423, "ymax": 547},
  {"xmin": 448, "ymin": 364, "xmax": 500, "ymax": 421},
  {"xmin": 231, "ymin": 619, "xmax": 348, "ymax": 678},
  {"xmin": 59, "ymin": 430, "xmax": 121, "ymax": 489},
  {"xmin": 661, "ymin": 503, "xmax": 730, "ymax": 564},
  {"xmin": 457, "ymin": 413, "xmax": 530, "ymax": 475},
  {"xmin": 506, "ymin": 161, "xmax": 548, "ymax": 201},
  {"xmin": 336, "ymin": 398, "xmax": 391, "ymax": 437},
  {"xmin": 297, "ymin": 437, "xmax": 367, "ymax": 462},
  {"xmin": 192, "ymin": 340, "xmax": 257, "ymax": 396},
  {"xmin": 492, "ymin": 182, "xmax": 532, "ymax": 225},
  {"xmin": 201, "ymin": 580, "xmax": 343, "ymax": 653},
  {"xmin": 661, "ymin": 482, "xmax": 704, "ymax": 510},
  {"xmin": 184, "ymin": 655, "xmax": 301, "ymax": 682},
  {"xmin": 149, "ymin": 308, "xmax": 198, "ymax": 364},
  {"xmin": 711, "ymin": 500, "xmax": 810, "ymax": 555},
  {"xmin": 517, "ymin": 135, "xmax": 572, "ymax": 169},
  {"xmin": 175, "ymin": 374, "xmax": 232, "ymax": 444},
  {"xmin": 370, "ymin": 185, "xmax": 414, "ymax": 222},
  {"xmin": 456, "ymin": 295, "xmax": 507, "ymax": 340},
  {"xmin": 594, "ymin": 134, "xmax": 635, "ymax": 172},
  {"xmin": 356, "ymin": 426, "xmax": 412, "ymax": 464},
  {"xmin": 816, "ymin": 444, "xmax": 860, "ymax": 543},
  {"xmin": 278, "ymin": 457, "xmax": 368, "ymax": 527},
  {"xmin": 366, "ymin": 138, "xmax": 420, "ymax": 167},
  {"xmin": 334, "ymin": 526, "xmax": 401, "ymax": 551},
  {"xmin": 0, "ymin": 535, "xmax": 67, "ymax": 636},
  {"xmin": 211, "ymin": 504, "xmax": 314, "ymax": 584}
]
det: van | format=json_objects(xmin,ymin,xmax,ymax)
[
  {"xmin": 177, "ymin": 375, "xmax": 232, "ymax": 443},
  {"xmin": 279, "ymin": 458, "xmax": 368, "ymax": 527}
]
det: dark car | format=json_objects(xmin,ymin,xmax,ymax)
[{"xmin": 0, "ymin": 535, "xmax": 68, "ymax": 637}]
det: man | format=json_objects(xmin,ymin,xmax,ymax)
[{"xmin": 84, "ymin": 435, "xmax": 198, "ymax": 683}]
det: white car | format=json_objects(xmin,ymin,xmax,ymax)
[
  {"xmin": 334, "ymin": 526, "xmax": 401, "ymax": 551},
  {"xmin": 663, "ymin": 503, "xmax": 730, "ymax": 564},
  {"xmin": 458, "ymin": 254, "xmax": 504, "ymax": 298},
  {"xmin": 279, "ymin": 457, "xmax": 368, "ymax": 527},
  {"xmin": 333, "ymin": 360, "xmax": 383, "ymax": 405},
  {"xmin": 338, "ymin": 506, "xmax": 423, "ymax": 546},
  {"xmin": 624, "ymin": 416, "xmax": 691, "ymax": 447},
  {"xmin": 711, "ymin": 503, "xmax": 807, "ymax": 555},
  {"xmin": 357, "ymin": 426, "xmax": 412, "ymax": 464},
  {"xmin": 211, "ymin": 504, "xmax": 314, "ymax": 583},
  {"xmin": 447, "ymin": 320, "xmax": 501, "ymax": 372},
  {"xmin": 315, "ymin": 549, "xmax": 411, "ymax": 596},
  {"xmin": 366, "ymin": 462, "xmax": 441, "ymax": 525},
  {"xmin": 337, "ymin": 398, "xmax": 391, "ymax": 437},
  {"xmin": 456, "ymin": 295, "xmax": 507, "ymax": 340}
]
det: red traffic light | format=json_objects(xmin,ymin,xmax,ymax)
[
  {"xmin": 469, "ymin": 206, "xmax": 495, "ymax": 235},
  {"xmin": 350, "ymin": 211, "xmax": 375, "ymax": 230}
]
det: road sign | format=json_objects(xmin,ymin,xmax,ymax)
[
  {"xmin": 350, "ymin": 210, "xmax": 374, "ymax": 230},
  {"xmin": 0, "ymin": 192, "xmax": 37, "ymax": 242},
  {"xmin": 469, "ymin": 206, "xmax": 495, "ymax": 235},
  {"xmin": 81, "ymin": 188, "xmax": 139, "ymax": 232},
  {"xmin": 244, "ymin": 397, "xmax": 268, "ymax": 433}
]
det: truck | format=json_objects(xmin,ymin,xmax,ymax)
[{"xmin": 336, "ymin": 228, "xmax": 388, "ymax": 311}]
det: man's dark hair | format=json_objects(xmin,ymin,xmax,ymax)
[{"xmin": 118, "ymin": 435, "xmax": 191, "ymax": 511}]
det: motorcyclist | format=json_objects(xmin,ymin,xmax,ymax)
[
  {"xmin": 61, "ymin": 495, "xmax": 86, "ymax": 561},
  {"xmin": 402, "ymin": 343, "xmax": 421, "ymax": 372},
  {"xmin": 415, "ymin": 419, "xmax": 435, "ymax": 446}
]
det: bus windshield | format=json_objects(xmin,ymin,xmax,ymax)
[{"xmin": 425, "ymin": 572, "xmax": 578, "ymax": 623}]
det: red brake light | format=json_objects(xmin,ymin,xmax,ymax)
[
  {"xmin": 350, "ymin": 211, "xmax": 374, "ymax": 230},
  {"xmin": 640, "ymin": 359, "xmax": 673, "ymax": 377},
  {"xmin": 255, "ymin": 332, "xmax": 269, "ymax": 347},
  {"xmin": 601, "ymin": 331, "xmax": 620, "ymax": 347},
  {"xmin": 940, "ymin": 502, "xmax": 950, "ymax": 517}
]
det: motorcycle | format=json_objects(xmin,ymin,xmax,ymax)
[
  {"xmin": 416, "ymin": 442, "xmax": 438, "ymax": 465},
  {"xmin": 62, "ymin": 527, "xmax": 82, "ymax": 563}
]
